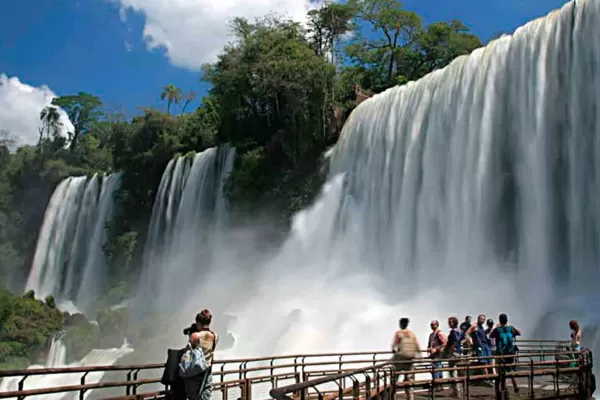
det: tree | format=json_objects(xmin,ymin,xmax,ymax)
[
  {"xmin": 203, "ymin": 16, "xmax": 336, "ymax": 165},
  {"xmin": 160, "ymin": 84, "xmax": 182, "ymax": 114},
  {"xmin": 51, "ymin": 93, "xmax": 103, "ymax": 151},
  {"xmin": 39, "ymin": 106, "xmax": 62, "ymax": 142},
  {"xmin": 0, "ymin": 129, "xmax": 17, "ymax": 153},
  {"xmin": 345, "ymin": 0, "xmax": 422, "ymax": 90},
  {"xmin": 180, "ymin": 91, "xmax": 197, "ymax": 113},
  {"xmin": 397, "ymin": 20, "xmax": 482, "ymax": 81},
  {"xmin": 307, "ymin": 2, "xmax": 356, "ymax": 64}
]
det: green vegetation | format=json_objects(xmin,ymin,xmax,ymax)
[
  {"xmin": 0, "ymin": 0, "xmax": 482, "ymax": 368},
  {"xmin": 0, "ymin": 289, "xmax": 63, "ymax": 369}
]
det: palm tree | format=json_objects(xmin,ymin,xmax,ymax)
[
  {"xmin": 39, "ymin": 106, "xmax": 63, "ymax": 141},
  {"xmin": 160, "ymin": 84, "xmax": 182, "ymax": 114},
  {"xmin": 181, "ymin": 91, "xmax": 197, "ymax": 113}
]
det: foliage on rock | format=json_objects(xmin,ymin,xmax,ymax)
[{"xmin": 0, "ymin": 289, "xmax": 63, "ymax": 369}]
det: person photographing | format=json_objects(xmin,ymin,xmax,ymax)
[{"xmin": 184, "ymin": 310, "xmax": 218, "ymax": 400}]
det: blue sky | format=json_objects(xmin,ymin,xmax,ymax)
[{"xmin": 0, "ymin": 0, "xmax": 569, "ymax": 145}]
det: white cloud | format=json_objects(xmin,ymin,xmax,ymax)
[
  {"xmin": 114, "ymin": 0, "xmax": 324, "ymax": 70},
  {"xmin": 0, "ymin": 74, "xmax": 74, "ymax": 147}
]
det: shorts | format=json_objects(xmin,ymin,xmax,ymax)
[
  {"xmin": 392, "ymin": 354, "xmax": 414, "ymax": 371},
  {"xmin": 497, "ymin": 356, "xmax": 516, "ymax": 371},
  {"xmin": 477, "ymin": 346, "xmax": 493, "ymax": 365}
]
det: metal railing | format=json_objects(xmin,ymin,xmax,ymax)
[
  {"xmin": 0, "ymin": 340, "xmax": 589, "ymax": 400},
  {"xmin": 270, "ymin": 347, "xmax": 595, "ymax": 400}
]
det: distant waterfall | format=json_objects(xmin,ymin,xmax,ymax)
[
  {"xmin": 135, "ymin": 145, "xmax": 236, "ymax": 312},
  {"xmin": 25, "ymin": 173, "xmax": 122, "ymax": 312}
]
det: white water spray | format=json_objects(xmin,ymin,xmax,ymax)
[{"xmin": 0, "ymin": 338, "xmax": 133, "ymax": 400}]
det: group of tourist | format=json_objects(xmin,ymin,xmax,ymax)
[
  {"xmin": 391, "ymin": 314, "xmax": 583, "ymax": 399},
  {"xmin": 171, "ymin": 310, "xmax": 583, "ymax": 400}
]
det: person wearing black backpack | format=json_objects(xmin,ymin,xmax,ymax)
[{"xmin": 489, "ymin": 313, "xmax": 521, "ymax": 393}]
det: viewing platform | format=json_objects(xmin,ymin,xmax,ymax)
[{"xmin": 0, "ymin": 340, "xmax": 594, "ymax": 400}]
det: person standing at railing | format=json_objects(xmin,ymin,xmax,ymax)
[
  {"xmin": 466, "ymin": 314, "xmax": 494, "ymax": 377},
  {"xmin": 392, "ymin": 317, "xmax": 421, "ymax": 400},
  {"xmin": 489, "ymin": 313, "xmax": 521, "ymax": 394},
  {"xmin": 427, "ymin": 319, "xmax": 447, "ymax": 391},
  {"xmin": 444, "ymin": 317, "xmax": 463, "ymax": 397},
  {"xmin": 569, "ymin": 320, "xmax": 582, "ymax": 351},
  {"xmin": 485, "ymin": 319, "xmax": 496, "ymax": 352},
  {"xmin": 196, "ymin": 310, "xmax": 219, "ymax": 400},
  {"xmin": 460, "ymin": 315, "xmax": 472, "ymax": 333},
  {"xmin": 568, "ymin": 320, "xmax": 582, "ymax": 369}
]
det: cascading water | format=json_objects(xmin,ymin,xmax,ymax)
[
  {"xmin": 176, "ymin": 0, "xmax": 600, "ymax": 360},
  {"xmin": 25, "ymin": 173, "xmax": 122, "ymax": 312},
  {"xmin": 135, "ymin": 145, "xmax": 236, "ymax": 313},
  {"xmin": 0, "ymin": 338, "xmax": 133, "ymax": 400}
]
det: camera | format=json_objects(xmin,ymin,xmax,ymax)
[{"xmin": 183, "ymin": 323, "xmax": 199, "ymax": 336}]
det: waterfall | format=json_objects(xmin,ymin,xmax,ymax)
[
  {"xmin": 25, "ymin": 173, "xmax": 123, "ymax": 312},
  {"xmin": 135, "ymin": 145, "xmax": 236, "ymax": 313},
  {"xmin": 209, "ymin": 0, "xmax": 600, "ymax": 358},
  {"xmin": 0, "ymin": 338, "xmax": 133, "ymax": 400}
]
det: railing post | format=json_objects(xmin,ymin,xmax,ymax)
[
  {"xmin": 240, "ymin": 378, "xmax": 252, "ymax": 400},
  {"xmin": 430, "ymin": 362, "xmax": 435, "ymax": 398},
  {"xmin": 80, "ymin": 372, "xmax": 89, "ymax": 400},
  {"xmin": 126, "ymin": 369, "xmax": 133, "ymax": 395},
  {"xmin": 132, "ymin": 369, "xmax": 140, "ymax": 395},
  {"xmin": 18, "ymin": 375, "xmax": 27, "ymax": 392},
  {"xmin": 465, "ymin": 362, "xmax": 470, "ymax": 400},
  {"xmin": 270, "ymin": 359, "xmax": 275, "ymax": 387},
  {"xmin": 528, "ymin": 359, "xmax": 535, "ymax": 399},
  {"xmin": 494, "ymin": 360, "xmax": 506, "ymax": 400}
]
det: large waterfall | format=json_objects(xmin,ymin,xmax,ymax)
[
  {"xmin": 135, "ymin": 145, "xmax": 236, "ymax": 313},
  {"xmin": 202, "ymin": 0, "xmax": 600, "ymax": 358},
  {"xmin": 25, "ymin": 173, "xmax": 122, "ymax": 312}
]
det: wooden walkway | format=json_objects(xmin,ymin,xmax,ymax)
[{"xmin": 0, "ymin": 340, "xmax": 594, "ymax": 400}]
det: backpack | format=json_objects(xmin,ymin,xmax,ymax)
[
  {"xmin": 495, "ymin": 326, "xmax": 515, "ymax": 355},
  {"xmin": 161, "ymin": 348, "xmax": 187, "ymax": 385},
  {"xmin": 397, "ymin": 330, "xmax": 419, "ymax": 358},
  {"xmin": 179, "ymin": 346, "xmax": 209, "ymax": 378}
]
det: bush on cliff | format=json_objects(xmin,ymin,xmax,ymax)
[{"xmin": 0, "ymin": 289, "xmax": 63, "ymax": 369}]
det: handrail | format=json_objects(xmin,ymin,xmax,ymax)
[
  {"xmin": 0, "ymin": 339, "xmax": 561, "ymax": 379},
  {"xmin": 270, "ymin": 362, "xmax": 392, "ymax": 400},
  {"xmin": 269, "ymin": 348, "xmax": 594, "ymax": 400},
  {"xmin": 0, "ymin": 340, "xmax": 588, "ymax": 400}
]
